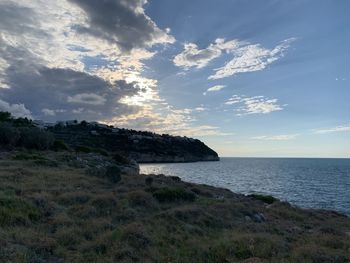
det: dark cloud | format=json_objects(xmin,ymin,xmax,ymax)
[
  {"xmin": 0, "ymin": 1, "xmax": 163, "ymax": 122},
  {"xmin": 0, "ymin": 43, "xmax": 141, "ymax": 121},
  {"xmin": 68, "ymin": 0, "xmax": 173, "ymax": 50}
]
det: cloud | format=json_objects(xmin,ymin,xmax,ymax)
[
  {"xmin": 68, "ymin": 0, "xmax": 174, "ymax": 51},
  {"xmin": 42, "ymin": 108, "xmax": 56, "ymax": 116},
  {"xmin": 252, "ymin": 134, "xmax": 299, "ymax": 141},
  {"xmin": 67, "ymin": 93, "xmax": 107, "ymax": 105},
  {"xmin": 0, "ymin": 0, "xmax": 229, "ymax": 138},
  {"xmin": 174, "ymin": 37, "xmax": 295, "ymax": 78},
  {"xmin": 225, "ymin": 95, "xmax": 285, "ymax": 115},
  {"xmin": 203, "ymin": 85, "xmax": 226, "ymax": 95},
  {"xmin": 314, "ymin": 126, "xmax": 350, "ymax": 134},
  {"xmin": 108, "ymin": 104, "xmax": 230, "ymax": 137},
  {"xmin": 0, "ymin": 0, "xmax": 174, "ymax": 125},
  {"xmin": 0, "ymin": 99, "xmax": 32, "ymax": 118},
  {"xmin": 209, "ymin": 38, "xmax": 296, "ymax": 79},
  {"xmin": 173, "ymin": 38, "xmax": 241, "ymax": 69},
  {"xmin": 0, "ymin": 61, "xmax": 141, "ymax": 121}
]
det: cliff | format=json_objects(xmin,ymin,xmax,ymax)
[{"xmin": 47, "ymin": 121, "xmax": 220, "ymax": 163}]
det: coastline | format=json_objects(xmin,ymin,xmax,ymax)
[
  {"xmin": 1, "ymin": 150, "xmax": 349, "ymax": 262},
  {"xmin": 140, "ymin": 157, "xmax": 350, "ymax": 217}
]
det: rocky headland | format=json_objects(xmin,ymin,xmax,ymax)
[{"xmin": 47, "ymin": 120, "xmax": 220, "ymax": 163}]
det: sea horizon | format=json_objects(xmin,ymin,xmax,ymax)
[{"xmin": 141, "ymin": 158, "xmax": 350, "ymax": 216}]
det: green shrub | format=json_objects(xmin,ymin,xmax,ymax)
[
  {"xmin": 86, "ymin": 165, "xmax": 122, "ymax": 183},
  {"xmin": 0, "ymin": 191, "xmax": 41, "ymax": 226},
  {"xmin": 113, "ymin": 153, "xmax": 130, "ymax": 165},
  {"xmin": 75, "ymin": 145, "xmax": 92, "ymax": 153},
  {"xmin": 105, "ymin": 165, "xmax": 122, "ymax": 183},
  {"xmin": 0, "ymin": 111, "xmax": 12, "ymax": 122},
  {"xmin": 12, "ymin": 117, "xmax": 33, "ymax": 127},
  {"xmin": 0, "ymin": 122, "xmax": 20, "ymax": 146},
  {"xmin": 19, "ymin": 127, "xmax": 54, "ymax": 150},
  {"xmin": 249, "ymin": 194, "xmax": 277, "ymax": 204},
  {"xmin": 145, "ymin": 177, "xmax": 153, "ymax": 186},
  {"xmin": 52, "ymin": 140, "xmax": 70, "ymax": 151},
  {"xmin": 151, "ymin": 187, "xmax": 196, "ymax": 202},
  {"xmin": 127, "ymin": 190, "xmax": 155, "ymax": 207}
]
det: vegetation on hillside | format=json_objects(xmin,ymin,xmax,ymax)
[
  {"xmin": 0, "ymin": 151, "xmax": 349, "ymax": 262},
  {"xmin": 0, "ymin": 112, "xmax": 54, "ymax": 150},
  {"xmin": 48, "ymin": 120, "xmax": 219, "ymax": 162},
  {"xmin": 0, "ymin": 111, "xmax": 219, "ymax": 163}
]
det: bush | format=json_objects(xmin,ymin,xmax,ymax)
[
  {"xmin": 127, "ymin": 190, "xmax": 155, "ymax": 207},
  {"xmin": 52, "ymin": 140, "xmax": 70, "ymax": 151},
  {"xmin": 19, "ymin": 127, "xmax": 54, "ymax": 150},
  {"xmin": 75, "ymin": 145, "xmax": 92, "ymax": 153},
  {"xmin": 0, "ymin": 122, "xmax": 20, "ymax": 146},
  {"xmin": 93, "ymin": 148, "xmax": 109, "ymax": 156},
  {"xmin": 249, "ymin": 194, "xmax": 277, "ymax": 204},
  {"xmin": 12, "ymin": 117, "xmax": 32, "ymax": 127},
  {"xmin": 0, "ymin": 111, "xmax": 12, "ymax": 122},
  {"xmin": 150, "ymin": 187, "xmax": 196, "ymax": 203},
  {"xmin": 118, "ymin": 223, "xmax": 150, "ymax": 248},
  {"xmin": 145, "ymin": 177, "xmax": 153, "ymax": 186},
  {"xmin": 113, "ymin": 153, "xmax": 130, "ymax": 165},
  {"xmin": 105, "ymin": 165, "xmax": 122, "ymax": 183}
]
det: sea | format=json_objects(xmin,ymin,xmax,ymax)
[{"xmin": 140, "ymin": 158, "xmax": 350, "ymax": 216}]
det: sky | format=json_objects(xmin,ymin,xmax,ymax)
[{"xmin": 0, "ymin": 0, "xmax": 349, "ymax": 158}]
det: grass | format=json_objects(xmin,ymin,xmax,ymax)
[
  {"xmin": 149, "ymin": 187, "xmax": 196, "ymax": 202},
  {"xmin": 0, "ymin": 191, "xmax": 41, "ymax": 226},
  {"xmin": 0, "ymin": 150, "xmax": 349, "ymax": 262}
]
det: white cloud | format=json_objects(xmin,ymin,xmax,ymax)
[
  {"xmin": 209, "ymin": 38, "xmax": 296, "ymax": 79},
  {"xmin": 108, "ymin": 103, "xmax": 230, "ymax": 137},
  {"xmin": 203, "ymin": 85, "xmax": 226, "ymax": 95},
  {"xmin": 0, "ymin": 98, "xmax": 32, "ymax": 118},
  {"xmin": 314, "ymin": 125, "xmax": 350, "ymax": 134},
  {"xmin": 252, "ymin": 134, "xmax": 299, "ymax": 141},
  {"xmin": 42, "ymin": 108, "xmax": 56, "ymax": 116},
  {"xmin": 194, "ymin": 107, "xmax": 206, "ymax": 112},
  {"xmin": 67, "ymin": 93, "xmax": 106, "ymax": 105},
  {"xmin": 173, "ymin": 38, "xmax": 241, "ymax": 69},
  {"xmin": 225, "ymin": 95, "xmax": 285, "ymax": 115},
  {"xmin": 173, "ymin": 37, "xmax": 295, "ymax": 79}
]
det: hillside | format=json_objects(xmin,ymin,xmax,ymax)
[
  {"xmin": 0, "ymin": 150, "xmax": 349, "ymax": 262},
  {"xmin": 47, "ymin": 121, "xmax": 219, "ymax": 163}
]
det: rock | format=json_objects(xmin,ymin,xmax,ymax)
[
  {"xmin": 214, "ymin": 195, "xmax": 224, "ymax": 200},
  {"xmin": 252, "ymin": 213, "xmax": 266, "ymax": 223}
]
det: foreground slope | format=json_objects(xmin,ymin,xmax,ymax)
[{"xmin": 0, "ymin": 150, "xmax": 349, "ymax": 262}]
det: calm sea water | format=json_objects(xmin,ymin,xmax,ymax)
[{"xmin": 140, "ymin": 158, "xmax": 350, "ymax": 215}]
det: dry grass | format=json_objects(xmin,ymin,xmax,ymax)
[{"xmin": 0, "ymin": 150, "xmax": 349, "ymax": 262}]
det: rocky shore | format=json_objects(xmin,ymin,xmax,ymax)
[
  {"xmin": 0, "ymin": 150, "xmax": 349, "ymax": 262},
  {"xmin": 129, "ymin": 152, "xmax": 220, "ymax": 163}
]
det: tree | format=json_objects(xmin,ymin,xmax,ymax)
[
  {"xmin": 0, "ymin": 112, "xmax": 12, "ymax": 122},
  {"xmin": 0, "ymin": 123, "xmax": 20, "ymax": 146}
]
